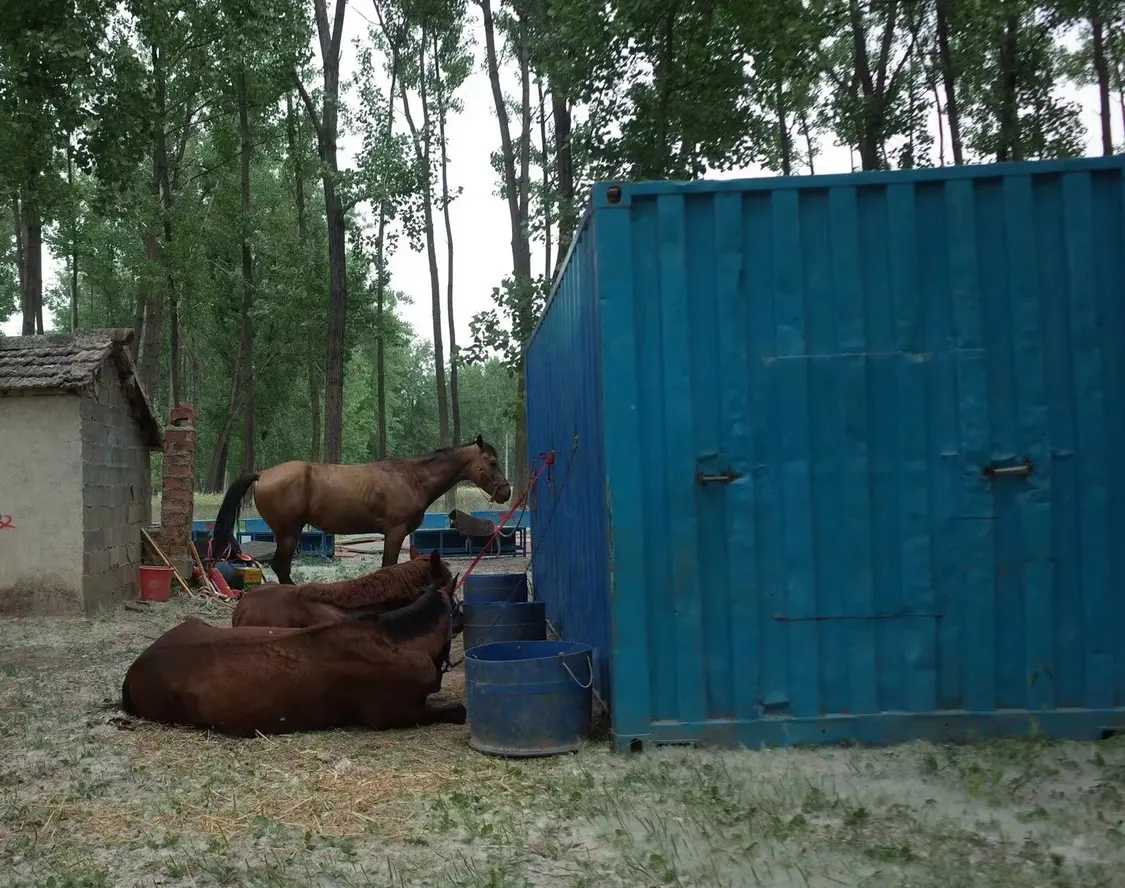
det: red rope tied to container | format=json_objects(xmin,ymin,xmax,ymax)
[{"xmin": 454, "ymin": 450, "xmax": 556, "ymax": 592}]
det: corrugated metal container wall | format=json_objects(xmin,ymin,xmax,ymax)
[
  {"xmin": 524, "ymin": 156, "xmax": 1125, "ymax": 750},
  {"xmin": 524, "ymin": 221, "xmax": 614, "ymax": 699}
]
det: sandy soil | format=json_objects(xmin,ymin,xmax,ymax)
[{"xmin": 2, "ymin": 549, "xmax": 1124, "ymax": 887}]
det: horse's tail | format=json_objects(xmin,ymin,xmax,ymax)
[{"xmin": 211, "ymin": 472, "xmax": 260, "ymax": 558}]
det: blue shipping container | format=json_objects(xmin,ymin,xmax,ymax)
[{"xmin": 524, "ymin": 155, "xmax": 1125, "ymax": 751}]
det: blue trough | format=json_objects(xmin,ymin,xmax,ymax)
[
  {"xmin": 462, "ymin": 600, "xmax": 546, "ymax": 650},
  {"xmin": 462, "ymin": 572, "xmax": 529, "ymax": 604},
  {"xmin": 465, "ymin": 640, "xmax": 595, "ymax": 757}
]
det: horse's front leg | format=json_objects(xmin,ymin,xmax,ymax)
[
  {"xmin": 381, "ymin": 525, "xmax": 408, "ymax": 567},
  {"xmin": 360, "ymin": 695, "xmax": 467, "ymax": 729}
]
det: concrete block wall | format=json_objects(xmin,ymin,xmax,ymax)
[{"xmin": 80, "ymin": 365, "xmax": 152, "ymax": 615}]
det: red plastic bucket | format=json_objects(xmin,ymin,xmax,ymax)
[{"xmin": 138, "ymin": 565, "xmax": 174, "ymax": 603}]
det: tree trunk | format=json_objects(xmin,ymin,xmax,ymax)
[
  {"xmin": 131, "ymin": 286, "xmax": 145, "ymax": 361},
  {"xmin": 1112, "ymin": 27, "xmax": 1125, "ymax": 140},
  {"xmin": 400, "ymin": 31, "xmax": 451, "ymax": 449},
  {"xmin": 152, "ymin": 42, "xmax": 181, "ymax": 406},
  {"xmin": 996, "ymin": 7, "xmax": 1021, "ymax": 163},
  {"xmin": 237, "ymin": 67, "xmax": 256, "ymax": 473},
  {"xmin": 298, "ymin": 0, "xmax": 349, "ymax": 465},
  {"xmin": 537, "ymin": 76, "xmax": 552, "ymax": 280},
  {"xmin": 434, "ymin": 33, "xmax": 461, "ymax": 447},
  {"xmin": 1091, "ymin": 5, "xmax": 1113, "ymax": 155},
  {"xmin": 374, "ymin": 61, "xmax": 399, "ymax": 461},
  {"xmin": 932, "ymin": 76, "xmax": 946, "ymax": 165},
  {"xmin": 138, "ymin": 156, "xmax": 163, "ymax": 403},
  {"xmin": 776, "ymin": 81, "xmax": 792, "ymax": 175},
  {"xmin": 207, "ymin": 351, "xmax": 245, "ymax": 491},
  {"xmin": 848, "ymin": 0, "xmax": 902, "ymax": 171},
  {"xmin": 286, "ymin": 91, "xmax": 320, "ymax": 462},
  {"xmin": 19, "ymin": 167, "xmax": 43, "ymax": 336},
  {"xmin": 375, "ymin": 211, "xmax": 387, "ymax": 460},
  {"xmin": 935, "ymin": 0, "xmax": 964, "ymax": 164},
  {"xmin": 309, "ymin": 349, "xmax": 322, "ymax": 462},
  {"xmin": 550, "ymin": 96, "xmax": 575, "ymax": 277},
  {"xmin": 800, "ymin": 110, "xmax": 816, "ymax": 173},
  {"xmin": 518, "ymin": 26, "xmax": 532, "ymax": 242},
  {"xmin": 67, "ymin": 141, "xmax": 79, "ymax": 331},
  {"xmin": 11, "ymin": 194, "xmax": 26, "ymax": 328},
  {"xmin": 481, "ymin": 0, "xmax": 533, "ymax": 490},
  {"xmin": 322, "ymin": 187, "xmax": 347, "ymax": 464}
]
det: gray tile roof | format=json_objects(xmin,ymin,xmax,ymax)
[{"xmin": 0, "ymin": 328, "xmax": 162, "ymax": 448}]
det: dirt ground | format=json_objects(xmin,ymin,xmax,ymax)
[{"xmin": 3, "ymin": 546, "xmax": 1125, "ymax": 887}]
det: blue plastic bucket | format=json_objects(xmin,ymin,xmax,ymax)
[
  {"xmin": 463, "ymin": 600, "xmax": 546, "ymax": 650},
  {"xmin": 462, "ymin": 572, "xmax": 529, "ymax": 605},
  {"xmin": 465, "ymin": 640, "xmax": 595, "ymax": 757}
]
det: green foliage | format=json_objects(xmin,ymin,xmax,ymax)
[{"xmin": 1, "ymin": 0, "xmax": 1117, "ymax": 482}]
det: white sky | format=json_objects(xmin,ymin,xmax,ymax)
[{"xmin": 2, "ymin": 8, "xmax": 1114, "ymax": 346}]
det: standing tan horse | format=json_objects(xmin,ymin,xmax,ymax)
[{"xmin": 210, "ymin": 436, "xmax": 512, "ymax": 584}]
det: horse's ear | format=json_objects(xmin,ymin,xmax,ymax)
[
  {"xmin": 409, "ymin": 543, "xmax": 421, "ymax": 560},
  {"xmin": 451, "ymin": 572, "xmax": 461, "ymax": 591},
  {"xmin": 476, "ymin": 434, "xmax": 484, "ymax": 449},
  {"xmin": 429, "ymin": 549, "xmax": 442, "ymax": 573}
]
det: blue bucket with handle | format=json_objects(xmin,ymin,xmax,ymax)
[{"xmin": 465, "ymin": 640, "xmax": 595, "ymax": 757}]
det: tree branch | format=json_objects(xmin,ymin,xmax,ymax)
[
  {"xmin": 875, "ymin": 0, "xmax": 902, "ymax": 97},
  {"xmin": 170, "ymin": 99, "xmax": 198, "ymax": 193},
  {"xmin": 329, "ymin": 0, "xmax": 348, "ymax": 68},
  {"xmin": 294, "ymin": 71, "xmax": 322, "ymax": 138}
]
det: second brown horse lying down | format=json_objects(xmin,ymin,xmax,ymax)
[
  {"xmin": 121, "ymin": 576, "xmax": 465, "ymax": 737},
  {"xmin": 231, "ymin": 546, "xmax": 453, "ymax": 629}
]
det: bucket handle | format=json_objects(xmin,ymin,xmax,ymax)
[{"xmin": 559, "ymin": 652, "xmax": 593, "ymax": 689}]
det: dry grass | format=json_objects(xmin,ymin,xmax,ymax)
[{"xmin": 3, "ymin": 552, "xmax": 1125, "ymax": 887}]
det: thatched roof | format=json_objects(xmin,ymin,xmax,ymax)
[{"xmin": 0, "ymin": 328, "xmax": 162, "ymax": 449}]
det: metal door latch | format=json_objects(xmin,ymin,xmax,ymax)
[
  {"xmin": 982, "ymin": 458, "xmax": 1032, "ymax": 480},
  {"xmin": 696, "ymin": 471, "xmax": 739, "ymax": 484}
]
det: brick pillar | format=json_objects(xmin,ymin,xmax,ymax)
[{"xmin": 154, "ymin": 405, "xmax": 197, "ymax": 576}]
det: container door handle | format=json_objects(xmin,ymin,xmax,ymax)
[
  {"xmin": 696, "ymin": 471, "xmax": 739, "ymax": 485},
  {"xmin": 982, "ymin": 458, "xmax": 1032, "ymax": 480}
]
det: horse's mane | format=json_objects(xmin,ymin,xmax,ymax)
[
  {"xmin": 294, "ymin": 557, "xmax": 442, "ymax": 609},
  {"xmin": 382, "ymin": 438, "xmax": 498, "ymax": 464},
  {"xmin": 362, "ymin": 580, "xmax": 449, "ymax": 643}
]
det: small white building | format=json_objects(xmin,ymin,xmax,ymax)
[{"xmin": 0, "ymin": 329, "xmax": 162, "ymax": 616}]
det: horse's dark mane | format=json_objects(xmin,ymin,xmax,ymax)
[
  {"xmin": 382, "ymin": 438, "xmax": 498, "ymax": 465},
  {"xmin": 361, "ymin": 579, "xmax": 449, "ymax": 642},
  {"xmin": 294, "ymin": 556, "xmax": 447, "ymax": 608}
]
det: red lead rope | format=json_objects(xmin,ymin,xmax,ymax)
[{"xmin": 454, "ymin": 450, "xmax": 555, "ymax": 592}]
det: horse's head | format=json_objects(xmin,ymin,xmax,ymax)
[{"xmin": 464, "ymin": 434, "xmax": 512, "ymax": 504}]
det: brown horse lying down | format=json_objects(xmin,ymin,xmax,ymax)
[
  {"xmin": 121, "ymin": 577, "xmax": 465, "ymax": 736},
  {"xmin": 231, "ymin": 546, "xmax": 453, "ymax": 629}
]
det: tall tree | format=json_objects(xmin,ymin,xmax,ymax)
[
  {"xmin": 431, "ymin": 14, "xmax": 472, "ymax": 445},
  {"xmin": 355, "ymin": 28, "xmax": 417, "ymax": 460},
  {"xmin": 296, "ymin": 0, "xmax": 349, "ymax": 464},
  {"xmin": 476, "ymin": 0, "xmax": 535, "ymax": 490},
  {"xmin": 0, "ymin": 0, "xmax": 118, "ymax": 335}
]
